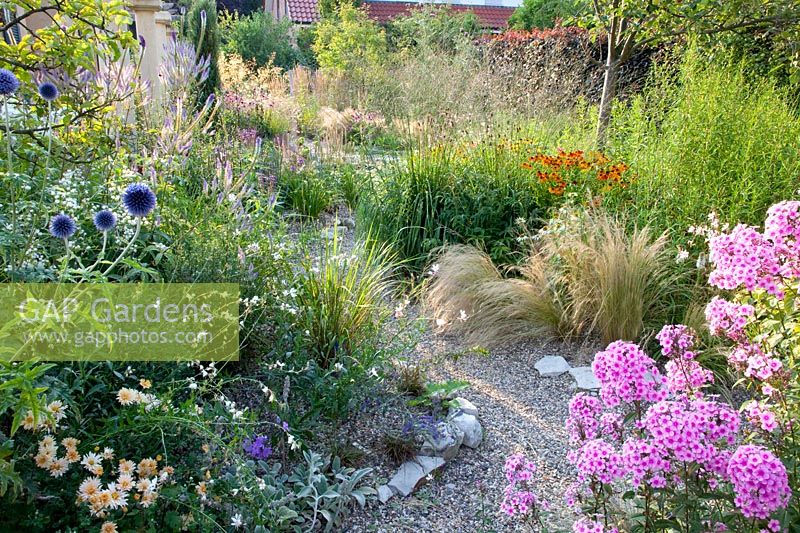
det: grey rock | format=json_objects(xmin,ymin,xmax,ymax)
[
  {"xmin": 387, "ymin": 456, "xmax": 446, "ymax": 497},
  {"xmin": 419, "ymin": 421, "xmax": 464, "ymax": 461},
  {"xmin": 570, "ymin": 366, "xmax": 601, "ymax": 391},
  {"xmin": 450, "ymin": 397, "xmax": 478, "ymax": 417},
  {"xmin": 341, "ymin": 217, "xmax": 356, "ymax": 230},
  {"xmin": 448, "ymin": 412, "xmax": 483, "ymax": 449},
  {"xmin": 377, "ymin": 484, "xmax": 395, "ymax": 504},
  {"xmin": 534, "ymin": 356, "xmax": 571, "ymax": 377},
  {"xmin": 324, "ymin": 226, "xmax": 348, "ymax": 239}
]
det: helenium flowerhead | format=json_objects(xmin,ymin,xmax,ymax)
[
  {"xmin": 93, "ymin": 210, "xmax": 117, "ymax": 232},
  {"xmin": 37, "ymin": 81, "xmax": 59, "ymax": 102},
  {"xmin": 0, "ymin": 69, "xmax": 20, "ymax": 96},
  {"xmin": 122, "ymin": 183, "xmax": 157, "ymax": 218},
  {"xmin": 49, "ymin": 214, "xmax": 77, "ymax": 239}
]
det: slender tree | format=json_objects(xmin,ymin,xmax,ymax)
[{"xmin": 586, "ymin": 0, "xmax": 800, "ymax": 146}]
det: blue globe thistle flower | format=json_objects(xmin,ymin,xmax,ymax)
[
  {"xmin": 49, "ymin": 214, "xmax": 77, "ymax": 239},
  {"xmin": 122, "ymin": 183, "xmax": 157, "ymax": 218},
  {"xmin": 37, "ymin": 81, "xmax": 59, "ymax": 102},
  {"xmin": 0, "ymin": 69, "xmax": 20, "ymax": 96},
  {"xmin": 93, "ymin": 210, "xmax": 117, "ymax": 232}
]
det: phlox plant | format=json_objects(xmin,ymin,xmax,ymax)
[{"xmin": 507, "ymin": 200, "xmax": 800, "ymax": 532}]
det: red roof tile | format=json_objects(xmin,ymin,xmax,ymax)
[
  {"xmin": 364, "ymin": 2, "xmax": 515, "ymax": 30},
  {"xmin": 287, "ymin": 0, "xmax": 320, "ymax": 23}
]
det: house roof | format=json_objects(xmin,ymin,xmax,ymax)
[
  {"xmin": 364, "ymin": 2, "xmax": 516, "ymax": 30},
  {"xmin": 286, "ymin": 0, "xmax": 320, "ymax": 23}
]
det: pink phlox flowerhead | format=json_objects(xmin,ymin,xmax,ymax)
[
  {"xmin": 572, "ymin": 517, "xmax": 620, "ymax": 533},
  {"xmin": 665, "ymin": 358, "xmax": 714, "ymax": 396},
  {"xmin": 620, "ymin": 437, "xmax": 671, "ymax": 488},
  {"xmin": 707, "ymin": 224, "xmax": 784, "ymax": 298},
  {"xmin": 571, "ymin": 439, "xmax": 624, "ymax": 484},
  {"xmin": 657, "ymin": 324, "xmax": 697, "ymax": 359},
  {"xmin": 566, "ymin": 393, "xmax": 602, "ymax": 444},
  {"xmin": 745, "ymin": 401, "xmax": 779, "ymax": 433},
  {"xmin": 592, "ymin": 341, "xmax": 666, "ymax": 408},
  {"xmin": 504, "ymin": 453, "xmax": 536, "ymax": 484},
  {"xmin": 705, "ymin": 296, "xmax": 754, "ymax": 341},
  {"xmin": 727, "ymin": 444, "xmax": 791, "ymax": 520},
  {"xmin": 643, "ymin": 399, "xmax": 739, "ymax": 469},
  {"xmin": 765, "ymin": 201, "xmax": 800, "ymax": 265}
]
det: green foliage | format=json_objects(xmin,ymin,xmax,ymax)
[
  {"xmin": 313, "ymin": 4, "xmax": 388, "ymax": 74},
  {"xmin": 294, "ymin": 238, "xmax": 393, "ymax": 370},
  {"xmin": 220, "ymin": 10, "xmax": 298, "ymax": 70},
  {"xmin": 296, "ymin": 26, "xmax": 320, "ymax": 69},
  {"xmin": 318, "ymin": 0, "xmax": 362, "ymax": 19},
  {"xmin": 288, "ymin": 450, "xmax": 375, "ymax": 530},
  {"xmin": 607, "ymin": 51, "xmax": 800, "ymax": 239},
  {"xmin": 389, "ymin": 5, "xmax": 481, "ymax": 53},
  {"xmin": 281, "ymin": 169, "xmax": 337, "ymax": 218},
  {"xmin": 508, "ymin": 0, "xmax": 586, "ymax": 30},
  {"xmin": 358, "ymin": 139, "xmax": 561, "ymax": 273},
  {"xmin": 183, "ymin": 0, "xmax": 221, "ymax": 106}
]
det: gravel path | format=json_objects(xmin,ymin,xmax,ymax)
[
  {"xmin": 346, "ymin": 319, "xmax": 601, "ymax": 533},
  {"xmin": 302, "ymin": 218, "xmax": 598, "ymax": 532}
]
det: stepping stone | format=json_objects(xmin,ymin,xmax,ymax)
[
  {"xmin": 377, "ymin": 484, "xmax": 394, "ymax": 504},
  {"xmin": 387, "ymin": 456, "xmax": 446, "ymax": 497},
  {"xmin": 535, "ymin": 356, "xmax": 570, "ymax": 377},
  {"xmin": 450, "ymin": 397, "xmax": 478, "ymax": 417},
  {"xmin": 570, "ymin": 366, "xmax": 601, "ymax": 391}
]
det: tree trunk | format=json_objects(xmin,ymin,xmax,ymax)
[{"xmin": 596, "ymin": 49, "xmax": 618, "ymax": 149}]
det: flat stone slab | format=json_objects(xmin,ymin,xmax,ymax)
[
  {"xmin": 450, "ymin": 397, "xmax": 478, "ymax": 417},
  {"xmin": 387, "ymin": 456, "xmax": 446, "ymax": 497},
  {"xmin": 377, "ymin": 484, "xmax": 394, "ymax": 504},
  {"xmin": 570, "ymin": 366, "xmax": 601, "ymax": 391},
  {"xmin": 535, "ymin": 356, "xmax": 570, "ymax": 377}
]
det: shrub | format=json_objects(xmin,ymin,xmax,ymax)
[
  {"xmin": 388, "ymin": 5, "xmax": 481, "ymax": 53},
  {"xmin": 313, "ymin": 4, "xmax": 387, "ymax": 74},
  {"xmin": 608, "ymin": 51, "xmax": 800, "ymax": 238},
  {"xmin": 220, "ymin": 10, "xmax": 297, "ymax": 70},
  {"xmin": 426, "ymin": 206, "xmax": 679, "ymax": 345},
  {"xmin": 508, "ymin": 0, "xmax": 587, "ymax": 30}
]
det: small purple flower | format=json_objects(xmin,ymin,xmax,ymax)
[
  {"xmin": 138, "ymin": 35, "xmax": 146, "ymax": 48},
  {"xmin": 243, "ymin": 436, "xmax": 273, "ymax": 461},
  {"xmin": 122, "ymin": 183, "xmax": 157, "ymax": 217},
  {"xmin": 37, "ymin": 81, "xmax": 59, "ymax": 102},
  {"xmin": 0, "ymin": 69, "xmax": 20, "ymax": 96},
  {"xmin": 93, "ymin": 210, "xmax": 117, "ymax": 232},
  {"xmin": 282, "ymin": 421, "xmax": 289, "ymax": 432},
  {"xmin": 49, "ymin": 214, "xmax": 77, "ymax": 239},
  {"xmin": 200, "ymin": 9, "xmax": 207, "ymax": 26}
]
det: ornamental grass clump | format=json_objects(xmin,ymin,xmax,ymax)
[{"xmin": 426, "ymin": 206, "xmax": 677, "ymax": 346}]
